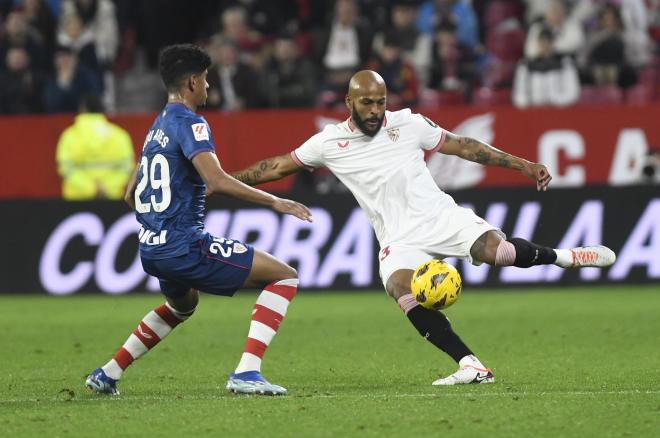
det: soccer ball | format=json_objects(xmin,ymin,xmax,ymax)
[{"xmin": 410, "ymin": 259, "xmax": 462, "ymax": 310}]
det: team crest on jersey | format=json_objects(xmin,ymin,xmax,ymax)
[
  {"xmin": 233, "ymin": 242, "xmax": 248, "ymax": 254},
  {"xmin": 386, "ymin": 128, "xmax": 400, "ymax": 142},
  {"xmin": 191, "ymin": 123, "xmax": 209, "ymax": 141}
]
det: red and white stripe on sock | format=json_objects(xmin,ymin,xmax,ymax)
[
  {"xmin": 101, "ymin": 303, "xmax": 190, "ymax": 380},
  {"xmin": 234, "ymin": 278, "xmax": 298, "ymax": 374}
]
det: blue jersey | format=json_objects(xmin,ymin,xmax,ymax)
[{"xmin": 135, "ymin": 103, "xmax": 215, "ymax": 259}]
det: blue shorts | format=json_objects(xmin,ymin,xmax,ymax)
[{"xmin": 140, "ymin": 233, "xmax": 254, "ymax": 298}]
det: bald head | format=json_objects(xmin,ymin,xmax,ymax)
[
  {"xmin": 345, "ymin": 70, "xmax": 387, "ymax": 137},
  {"xmin": 347, "ymin": 70, "xmax": 387, "ymax": 97}
]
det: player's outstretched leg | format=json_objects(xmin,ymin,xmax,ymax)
[
  {"xmin": 226, "ymin": 250, "xmax": 298, "ymax": 396},
  {"xmin": 470, "ymin": 231, "xmax": 616, "ymax": 268},
  {"xmin": 388, "ymin": 270, "xmax": 494, "ymax": 386},
  {"xmin": 85, "ymin": 290, "xmax": 198, "ymax": 395}
]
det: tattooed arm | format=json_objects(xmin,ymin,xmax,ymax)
[
  {"xmin": 440, "ymin": 132, "xmax": 553, "ymax": 191},
  {"xmin": 230, "ymin": 153, "xmax": 301, "ymax": 186}
]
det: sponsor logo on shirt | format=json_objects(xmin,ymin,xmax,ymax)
[
  {"xmin": 192, "ymin": 123, "xmax": 209, "ymax": 141},
  {"xmin": 387, "ymin": 128, "xmax": 400, "ymax": 142},
  {"xmin": 337, "ymin": 141, "xmax": 349, "ymax": 149}
]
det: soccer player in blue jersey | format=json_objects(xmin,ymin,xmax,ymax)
[{"xmin": 85, "ymin": 44, "xmax": 312, "ymax": 396}]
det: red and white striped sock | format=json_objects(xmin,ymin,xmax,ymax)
[
  {"xmin": 234, "ymin": 278, "xmax": 298, "ymax": 374},
  {"xmin": 101, "ymin": 302, "xmax": 193, "ymax": 380}
]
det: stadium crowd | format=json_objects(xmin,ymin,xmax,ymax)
[{"xmin": 0, "ymin": 0, "xmax": 659, "ymax": 114}]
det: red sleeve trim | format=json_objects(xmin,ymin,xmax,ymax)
[
  {"xmin": 429, "ymin": 129, "xmax": 446, "ymax": 154},
  {"xmin": 290, "ymin": 150, "xmax": 315, "ymax": 172}
]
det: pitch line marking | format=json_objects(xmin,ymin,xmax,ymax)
[{"xmin": 0, "ymin": 389, "xmax": 659, "ymax": 404}]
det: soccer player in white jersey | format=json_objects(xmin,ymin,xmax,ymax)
[{"xmin": 230, "ymin": 70, "xmax": 616, "ymax": 385}]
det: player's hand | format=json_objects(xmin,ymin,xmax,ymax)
[
  {"xmin": 522, "ymin": 162, "xmax": 552, "ymax": 191},
  {"xmin": 272, "ymin": 198, "xmax": 313, "ymax": 222}
]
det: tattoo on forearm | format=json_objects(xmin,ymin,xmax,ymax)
[
  {"xmin": 233, "ymin": 159, "xmax": 280, "ymax": 185},
  {"xmin": 460, "ymin": 137, "xmax": 524, "ymax": 170}
]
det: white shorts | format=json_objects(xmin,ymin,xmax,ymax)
[{"xmin": 377, "ymin": 205, "xmax": 503, "ymax": 287}]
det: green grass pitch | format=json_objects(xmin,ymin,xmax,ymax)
[{"xmin": 1, "ymin": 286, "xmax": 659, "ymax": 437}]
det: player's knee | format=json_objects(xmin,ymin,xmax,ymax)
[
  {"xmin": 470, "ymin": 230, "xmax": 501, "ymax": 265},
  {"xmin": 269, "ymin": 263, "xmax": 297, "ymax": 284},
  {"xmin": 282, "ymin": 264, "xmax": 297, "ymax": 280},
  {"xmin": 173, "ymin": 305, "xmax": 196, "ymax": 321},
  {"xmin": 167, "ymin": 289, "xmax": 199, "ymax": 318},
  {"xmin": 385, "ymin": 275, "xmax": 412, "ymax": 300}
]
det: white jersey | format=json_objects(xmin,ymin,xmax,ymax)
[{"xmin": 292, "ymin": 108, "xmax": 452, "ymax": 248}]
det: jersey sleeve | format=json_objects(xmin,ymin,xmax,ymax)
[
  {"xmin": 177, "ymin": 116, "xmax": 216, "ymax": 160},
  {"xmin": 291, "ymin": 132, "xmax": 325, "ymax": 171},
  {"xmin": 411, "ymin": 113, "xmax": 447, "ymax": 153}
]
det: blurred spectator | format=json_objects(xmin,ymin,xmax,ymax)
[
  {"xmin": 365, "ymin": 31, "xmax": 419, "ymax": 108},
  {"xmin": 0, "ymin": 9, "xmax": 49, "ymax": 72},
  {"xmin": 580, "ymin": 4, "xmax": 638, "ymax": 88},
  {"xmin": 513, "ymin": 28, "xmax": 580, "ymax": 108},
  {"xmin": 238, "ymin": 0, "xmax": 302, "ymax": 36},
  {"xmin": 480, "ymin": 1, "xmax": 526, "ymax": 89},
  {"xmin": 259, "ymin": 32, "xmax": 317, "ymax": 108},
  {"xmin": 315, "ymin": 0, "xmax": 373, "ymax": 102},
  {"xmin": 56, "ymin": 94, "xmax": 134, "ymax": 200},
  {"xmin": 206, "ymin": 35, "xmax": 259, "ymax": 111},
  {"xmin": 60, "ymin": 0, "xmax": 119, "ymax": 67},
  {"xmin": 60, "ymin": 0, "xmax": 118, "ymax": 110},
  {"xmin": 427, "ymin": 21, "xmax": 477, "ymax": 99},
  {"xmin": 524, "ymin": 0, "xmax": 584, "ymax": 25},
  {"xmin": 524, "ymin": 0, "xmax": 585, "ymax": 59},
  {"xmin": 523, "ymin": 0, "xmax": 553, "ymax": 24},
  {"xmin": 219, "ymin": 6, "xmax": 266, "ymax": 66},
  {"xmin": 373, "ymin": 0, "xmax": 432, "ymax": 86},
  {"xmin": 0, "ymin": 46, "xmax": 45, "ymax": 113},
  {"xmin": 43, "ymin": 45, "xmax": 101, "ymax": 113},
  {"xmin": 574, "ymin": 0, "xmax": 653, "ymax": 68},
  {"xmin": 22, "ymin": 0, "xmax": 57, "ymax": 52},
  {"xmin": 416, "ymin": 0, "xmax": 480, "ymax": 52},
  {"xmin": 57, "ymin": 12, "xmax": 102, "ymax": 82}
]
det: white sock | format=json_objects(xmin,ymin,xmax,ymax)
[
  {"xmin": 554, "ymin": 249, "xmax": 573, "ymax": 267},
  {"xmin": 102, "ymin": 359, "xmax": 123, "ymax": 380},
  {"xmin": 459, "ymin": 354, "xmax": 486, "ymax": 370}
]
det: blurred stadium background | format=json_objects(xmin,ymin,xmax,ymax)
[
  {"xmin": 1, "ymin": 0, "xmax": 658, "ymax": 293},
  {"xmin": 1, "ymin": 1, "xmax": 659, "ymax": 436}
]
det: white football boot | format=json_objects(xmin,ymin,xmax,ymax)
[
  {"xmin": 432, "ymin": 365, "xmax": 495, "ymax": 386},
  {"xmin": 555, "ymin": 245, "xmax": 616, "ymax": 268}
]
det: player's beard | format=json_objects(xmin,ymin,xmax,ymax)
[{"xmin": 351, "ymin": 105, "xmax": 384, "ymax": 137}]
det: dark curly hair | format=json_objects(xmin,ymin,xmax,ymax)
[{"xmin": 158, "ymin": 44, "xmax": 211, "ymax": 92}]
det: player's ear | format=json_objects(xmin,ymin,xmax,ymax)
[
  {"xmin": 345, "ymin": 95, "xmax": 351, "ymax": 110},
  {"xmin": 188, "ymin": 75, "xmax": 196, "ymax": 92}
]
